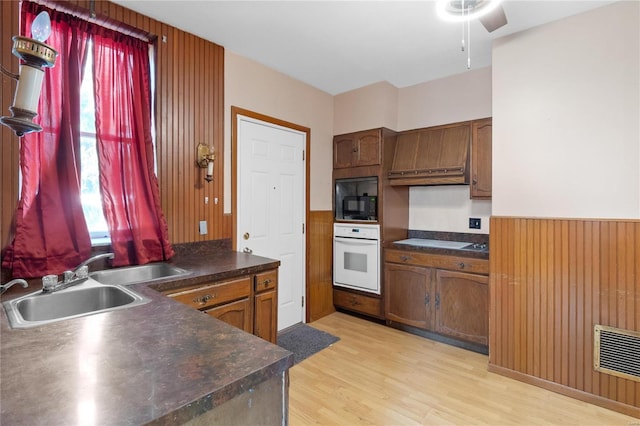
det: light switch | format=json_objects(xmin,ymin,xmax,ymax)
[{"xmin": 199, "ymin": 220, "xmax": 208, "ymax": 235}]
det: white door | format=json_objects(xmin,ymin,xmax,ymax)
[{"xmin": 237, "ymin": 115, "xmax": 305, "ymax": 331}]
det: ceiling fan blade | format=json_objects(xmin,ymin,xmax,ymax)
[{"xmin": 479, "ymin": 4, "xmax": 507, "ymax": 32}]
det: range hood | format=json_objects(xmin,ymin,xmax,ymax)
[{"xmin": 388, "ymin": 122, "xmax": 470, "ymax": 186}]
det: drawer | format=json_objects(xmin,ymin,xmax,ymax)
[
  {"xmin": 385, "ymin": 249, "xmax": 489, "ymax": 275},
  {"xmin": 167, "ymin": 276, "xmax": 252, "ymax": 310},
  {"xmin": 333, "ymin": 288, "xmax": 382, "ymax": 318},
  {"xmin": 255, "ymin": 269, "xmax": 277, "ymax": 293}
]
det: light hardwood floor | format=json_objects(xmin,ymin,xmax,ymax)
[{"xmin": 289, "ymin": 312, "xmax": 638, "ymax": 425}]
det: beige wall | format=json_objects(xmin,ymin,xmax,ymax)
[
  {"xmin": 225, "ymin": 51, "xmax": 335, "ymax": 212},
  {"xmin": 492, "ymin": 1, "xmax": 640, "ymax": 218},
  {"xmin": 397, "ymin": 66, "xmax": 492, "ymax": 131},
  {"xmin": 333, "ymin": 81, "xmax": 398, "ymax": 135}
]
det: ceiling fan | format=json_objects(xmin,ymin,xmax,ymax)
[{"xmin": 437, "ymin": 0, "xmax": 508, "ymax": 32}]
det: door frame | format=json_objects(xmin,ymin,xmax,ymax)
[{"xmin": 231, "ymin": 106, "xmax": 311, "ymax": 322}]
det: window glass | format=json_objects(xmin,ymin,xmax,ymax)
[{"xmin": 79, "ymin": 46, "xmax": 110, "ymax": 243}]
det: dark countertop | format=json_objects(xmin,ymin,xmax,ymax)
[
  {"xmin": 0, "ymin": 248, "xmax": 293, "ymax": 425},
  {"xmin": 385, "ymin": 230, "xmax": 490, "ymax": 260}
]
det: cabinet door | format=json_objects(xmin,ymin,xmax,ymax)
[
  {"xmin": 254, "ymin": 290, "xmax": 278, "ymax": 344},
  {"xmin": 471, "ymin": 118, "xmax": 492, "ymax": 199},
  {"xmin": 354, "ymin": 130, "xmax": 381, "ymax": 167},
  {"xmin": 333, "ymin": 134, "xmax": 355, "ymax": 168},
  {"xmin": 438, "ymin": 124, "xmax": 470, "ymax": 170},
  {"xmin": 385, "ymin": 263, "xmax": 434, "ymax": 330},
  {"xmin": 205, "ymin": 298, "xmax": 252, "ymax": 333},
  {"xmin": 390, "ymin": 132, "xmax": 420, "ymax": 172},
  {"xmin": 435, "ymin": 270, "xmax": 488, "ymax": 345}
]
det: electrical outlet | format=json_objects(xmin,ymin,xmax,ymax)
[
  {"xmin": 469, "ymin": 218, "xmax": 481, "ymax": 229},
  {"xmin": 199, "ymin": 220, "xmax": 208, "ymax": 235}
]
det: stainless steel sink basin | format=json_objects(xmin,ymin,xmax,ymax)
[
  {"xmin": 3, "ymin": 279, "xmax": 150, "ymax": 329},
  {"xmin": 90, "ymin": 263, "xmax": 191, "ymax": 286}
]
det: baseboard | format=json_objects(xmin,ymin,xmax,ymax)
[
  {"xmin": 488, "ymin": 364, "xmax": 640, "ymax": 418},
  {"xmin": 387, "ymin": 321, "xmax": 488, "ymax": 355}
]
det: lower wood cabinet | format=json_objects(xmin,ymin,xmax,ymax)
[
  {"xmin": 384, "ymin": 249, "xmax": 488, "ymax": 347},
  {"xmin": 384, "ymin": 263, "xmax": 434, "ymax": 330},
  {"xmin": 333, "ymin": 288, "xmax": 383, "ymax": 318},
  {"xmin": 205, "ymin": 298, "xmax": 252, "ymax": 333},
  {"xmin": 254, "ymin": 270, "xmax": 278, "ymax": 344},
  {"xmin": 434, "ymin": 269, "xmax": 489, "ymax": 345},
  {"xmin": 163, "ymin": 269, "xmax": 278, "ymax": 343}
]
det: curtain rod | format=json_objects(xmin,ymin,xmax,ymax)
[{"xmin": 23, "ymin": 0, "xmax": 156, "ymax": 43}]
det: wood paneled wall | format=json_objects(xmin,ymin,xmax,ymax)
[
  {"xmin": 489, "ymin": 216, "xmax": 640, "ymax": 417},
  {"xmin": 1, "ymin": 0, "xmax": 20, "ymax": 251},
  {"xmin": 1, "ymin": 0, "xmax": 230, "ymax": 255},
  {"xmin": 307, "ymin": 211, "xmax": 335, "ymax": 322}
]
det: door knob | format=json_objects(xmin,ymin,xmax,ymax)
[
  {"xmin": 243, "ymin": 247, "xmax": 253, "ymax": 254},
  {"xmin": 243, "ymin": 232, "xmax": 250, "ymax": 240}
]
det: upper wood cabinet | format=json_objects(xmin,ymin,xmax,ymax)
[
  {"xmin": 333, "ymin": 129, "xmax": 381, "ymax": 168},
  {"xmin": 470, "ymin": 118, "xmax": 492, "ymax": 199},
  {"xmin": 388, "ymin": 122, "xmax": 470, "ymax": 186}
]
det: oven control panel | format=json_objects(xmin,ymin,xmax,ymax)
[{"xmin": 334, "ymin": 223, "xmax": 380, "ymax": 239}]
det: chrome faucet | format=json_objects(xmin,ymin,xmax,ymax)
[
  {"xmin": 42, "ymin": 252, "xmax": 115, "ymax": 293},
  {"xmin": 73, "ymin": 252, "xmax": 115, "ymax": 273},
  {"xmin": 0, "ymin": 279, "xmax": 28, "ymax": 295}
]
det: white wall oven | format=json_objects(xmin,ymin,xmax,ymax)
[{"xmin": 333, "ymin": 223, "xmax": 380, "ymax": 294}]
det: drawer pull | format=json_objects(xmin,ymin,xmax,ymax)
[
  {"xmin": 350, "ymin": 297, "xmax": 361, "ymax": 306},
  {"xmin": 458, "ymin": 262, "xmax": 465, "ymax": 269},
  {"xmin": 194, "ymin": 294, "xmax": 215, "ymax": 305},
  {"xmin": 400, "ymin": 255, "xmax": 411, "ymax": 262},
  {"xmin": 425, "ymin": 294, "xmax": 430, "ymax": 305},
  {"xmin": 261, "ymin": 278, "xmax": 272, "ymax": 288}
]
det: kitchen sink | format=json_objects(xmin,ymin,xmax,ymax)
[
  {"xmin": 90, "ymin": 263, "xmax": 191, "ymax": 286},
  {"xmin": 2, "ymin": 279, "xmax": 150, "ymax": 329}
]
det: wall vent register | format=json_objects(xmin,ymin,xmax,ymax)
[{"xmin": 594, "ymin": 324, "xmax": 640, "ymax": 382}]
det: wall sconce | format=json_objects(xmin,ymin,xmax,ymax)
[
  {"xmin": 0, "ymin": 11, "xmax": 58, "ymax": 137},
  {"xmin": 197, "ymin": 143, "xmax": 216, "ymax": 182}
]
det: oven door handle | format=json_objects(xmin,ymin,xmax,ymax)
[{"xmin": 334, "ymin": 238, "xmax": 377, "ymax": 246}]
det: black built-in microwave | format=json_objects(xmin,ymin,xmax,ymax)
[{"xmin": 342, "ymin": 195, "xmax": 377, "ymax": 221}]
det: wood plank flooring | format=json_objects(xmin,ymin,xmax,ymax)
[{"xmin": 289, "ymin": 312, "xmax": 638, "ymax": 425}]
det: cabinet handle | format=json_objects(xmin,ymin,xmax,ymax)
[
  {"xmin": 458, "ymin": 262, "xmax": 465, "ymax": 269},
  {"xmin": 400, "ymin": 255, "xmax": 411, "ymax": 262},
  {"xmin": 435, "ymin": 294, "xmax": 440, "ymax": 309},
  {"xmin": 352, "ymin": 147, "xmax": 358, "ymax": 153},
  {"xmin": 261, "ymin": 278, "xmax": 272, "ymax": 288},
  {"xmin": 472, "ymin": 176, "xmax": 478, "ymax": 185},
  {"xmin": 350, "ymin": 297, "xmax": 360, "ymax": 306},
  {"xmin": 425, "ymin": 294, "xmax": 430, "ymax": 305},
  {"xmin": 194, "ymin": 294, "xmax": 215, "ymax": 305}
]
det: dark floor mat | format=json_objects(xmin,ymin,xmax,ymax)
[{"xmin": 277, "ymin": 323, "xmax": 339, "ymax": 365}]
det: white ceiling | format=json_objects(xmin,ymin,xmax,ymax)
[{"xmin": 111, "ymin": 0, "xmax": 617, "ymax": 95}]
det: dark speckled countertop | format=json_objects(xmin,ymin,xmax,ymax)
[{"xmin": 0, "ymin": 244, "xmax": 293, "ymax": 425}]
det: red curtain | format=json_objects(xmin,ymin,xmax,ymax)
[
  {"xmin": 92, "ymin": 30, "xmax": 173, "ymax": 266},
  {"xmin": 2, "ymin": 3, "xmax": 92, "ymax": 278}
]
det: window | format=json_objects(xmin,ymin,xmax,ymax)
[
  {"xmin": 78, "ymin": 44, "xmax": 157, "ymax": 246},
  {"xmin": 79, "ymin": 45, "xmax": 110, "ymax": 244}
]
